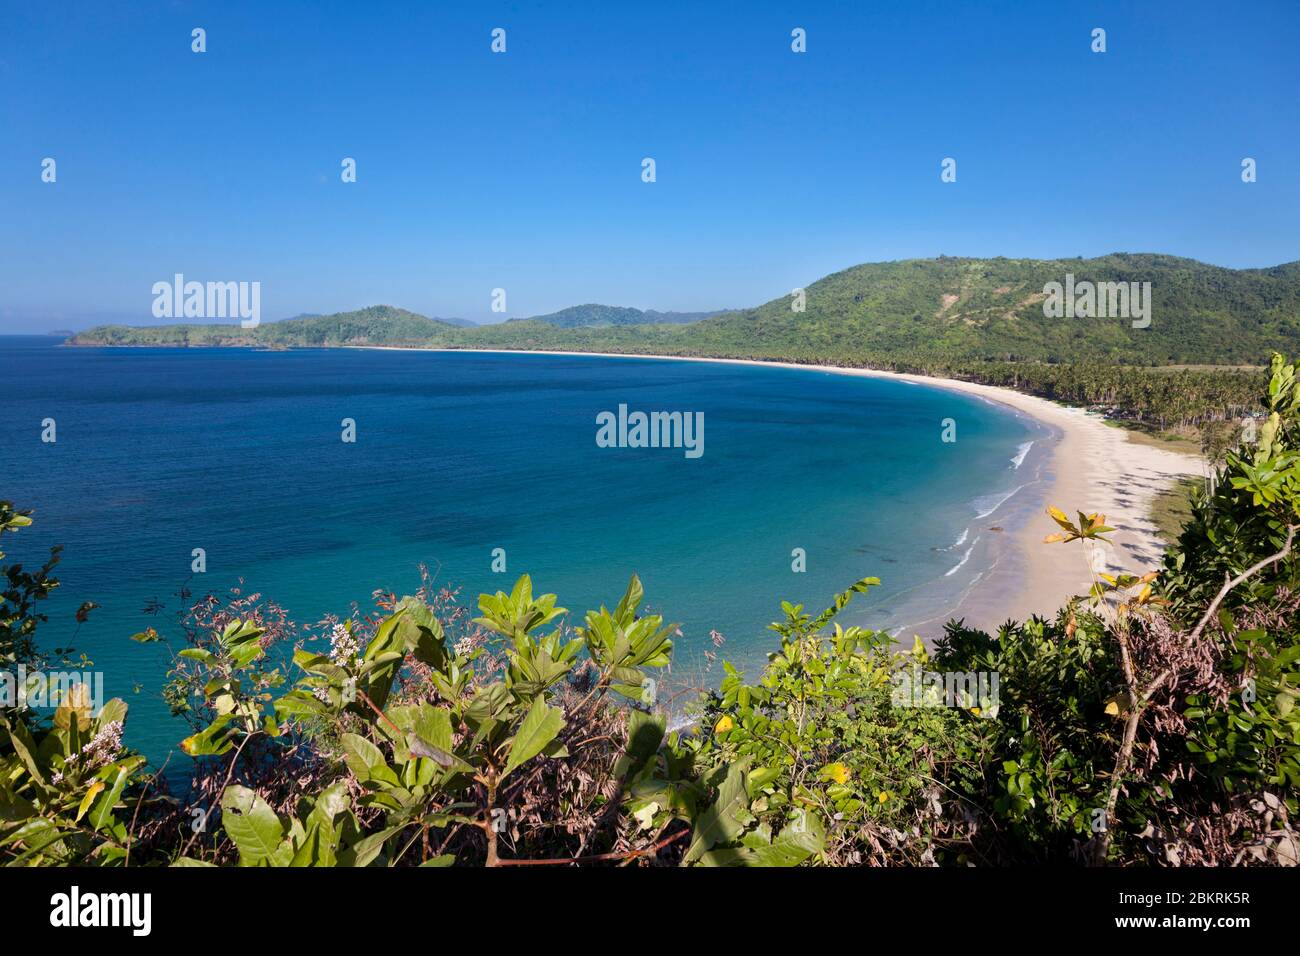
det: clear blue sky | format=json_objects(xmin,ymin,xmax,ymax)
[{"xmin": 1, "ymin": 0, "xmax": 1297, "ymax": 332}]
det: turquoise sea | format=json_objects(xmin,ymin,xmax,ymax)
[{"xmin": 0, "ymin": 336, "xmax": 1049, "ymax": 762}]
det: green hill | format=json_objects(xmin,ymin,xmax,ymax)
[
  {"xmin": 670, "ymin": 254, "xmax": 1300, "ymax": 365},
  {"xmin": 514, "ymin": 303, "xmax": 717, "ymax": 327},
  {"xmin": 67, "ymin": 255, "xmax": 1300, "ymax": 365},
  {"xmin": 68, "ymin": 305, "xmax": 461, "ymax": 348}
]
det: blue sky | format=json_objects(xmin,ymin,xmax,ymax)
[{"xmin": 1, "ymin": 0, "xmax": 1297, "ymax": 331}]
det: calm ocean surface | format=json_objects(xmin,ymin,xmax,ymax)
[{"xmin": 0, "ymin": 336, "xmax": 1047, "ymax": 762}]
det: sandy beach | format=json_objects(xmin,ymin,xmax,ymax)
[{"xmin": 363, "ymin": 346, "xmax": 1204, "ymax": 636}]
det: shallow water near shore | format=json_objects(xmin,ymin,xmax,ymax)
[{"xmin": 0, "ymin": 337, "xmax": 1044, "ymax": 763}]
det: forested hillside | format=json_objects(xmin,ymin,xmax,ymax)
[
  {"xmin": 681, "ymin": 255, "xmax": 1300, "ymax": 364},
  {"xmin": 514, "ymin": 304, "xmax": 719, "ymax": 327},
  {"xmin": 73, "ymin": 305, "xmax": 458, "ymax": 348},
  {"xmin": 64, "ymin": 255, "xmax": 1300, "ymax": 431},
  {"xmin": 70, "ymin": 254, "xmax": 1300, "ymax": 364}
]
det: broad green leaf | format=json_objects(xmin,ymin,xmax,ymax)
[
  {"xmin": 336, "ymin": 825, "xmax": 404, "ymax": 868},
  {"xmin": 750, "ymin": 812, "xmax": 825, "ymax": 867},
  {"xmin": 683, "ymin": 760, "xmax": 751, "ymax": 864},
  {"xmin": 88, "ymin": 757, "xmax": 143, "ymax": 832},
  {"xmin": 500, "ymin": 695, "xmax": 565, "ymax": 782},
  {"xmin": 342, "ymin": 733, "xmax": 401, "ymax": 787},
  {"xmin": 221, "ymin": 784, "xmax": 287, "ymax": 866}
]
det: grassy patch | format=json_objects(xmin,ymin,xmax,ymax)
[
  {"xmin": 1107, "ymin": 420, "xmax": 1203, "ymax": 456},
  {"xmin": 1150, "ymin": 476, "xmax": 1201, "ymax": 545}
]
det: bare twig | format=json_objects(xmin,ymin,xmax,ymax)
[
  {"xmin": 180, "ymin": 732, "xmax": 253, "ymax": 860},
  {"xmin": 355, "ymin": 688, "xmax": 403, "ymax": 736},
  {"xmin": 1190, "ymin": 525, "xmax": 1296, "ymax": 641},
  {"xmin": 124, "ymin": 753, "xmax": 171, "ymax": 866},
  {"xmin": 494, "ymin": 826, "xmax": 689, "ymax": 866},
  {"xmin": 1094, "ymin": 524, "xmax": 1297, "ymax": 865}
]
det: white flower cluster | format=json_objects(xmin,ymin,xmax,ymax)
[
  {"xmin": 327, "ymin": 621, "xmax": 361, "ymax": 665},
  {"xmin": 51, "ymin": 720, "xmax": 124, "ymax": 784}
]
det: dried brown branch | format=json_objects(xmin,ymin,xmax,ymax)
[
  {"xmin": 1093, "ymin": 523, "xmax": 1297, "ymax": 865},
  {"xmin": 493, "ymin": 826, "xmax": 689, "ymax": 866},
  {"xmin": 1190, "ymin": 525, "xmax": 1296, "ymax": 641}
]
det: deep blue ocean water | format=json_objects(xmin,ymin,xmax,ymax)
[{"xmin": 0, "ymin": 336, "xmax": 1046, "ymax": 763}]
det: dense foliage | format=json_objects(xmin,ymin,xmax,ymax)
[
  {"xmin": 75, "ymin": 305, "xmax": 458, "ymax": 348},
  {"xmin": 3, "ymin": 354, "xmax": 1298, "ymax": 867},
  {"xmin": 509, "ymin": 304, "xmax": 717, "ymax": 327},
  {"xmin": 670, "ymin": 254, "xmax": 1300, "ymax": 366}
]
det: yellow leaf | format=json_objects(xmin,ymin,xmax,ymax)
[
  {"xmin": 76, "ymin": 781, "xmax": 106, "ymax": 822},
  {"xmin": 821, "ymin": 762, "xmax": 851, "ymax": 784},
  {"xmin": 1103, "ymin": 692, "xmax": 1131, "ymax": 718},
  {"xmin": 54, "ymin": 682, "xmax": 93, "ymax": 732}
]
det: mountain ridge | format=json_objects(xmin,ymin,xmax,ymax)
[
  {"xmin": 66, "ymin": 254, "xmax": 1300, "ymax": 365},
  {"xmin": 513, "ymin": 303, "xmax": 723, "ymax": 327}
]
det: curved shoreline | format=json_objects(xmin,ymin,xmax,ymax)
[{"xmin": 361, "ymin": 345, "xmax": 1203, "ymax": 636}]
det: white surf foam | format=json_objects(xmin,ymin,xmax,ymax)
[
  {"xmin": 971, "ymin": 483, "xmax": 1028, "ymax": 520},
  {"xmin": 945, "ymin": 537, "xmax": 980, "ymax": 577}
]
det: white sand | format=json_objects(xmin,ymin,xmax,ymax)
[{"xmin": 361, "ymin": 346, "xmax": 1203, "ymax": 634}]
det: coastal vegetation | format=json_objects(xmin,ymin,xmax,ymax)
[
  {"xmin": 3, "ymin": 353, "xmax": 1297, "ymax": 867},
  {"xmin": 67, "ymin": 254, "xmax": 1293, "ymax": 434},
  {"xmin": 1151, "ymin": 477, "xmax": 1200, "ymax": 545},
  {"xmin": 72, "ymin": 305, "xmax": 459, "ymax": 349},
  {"xmin": 511, "ymin": 304, "xmax": 720, "ymax": 327},
  {"xmin": 72, "ymin": 253, "xmax": 1300, "ymax": 364}
]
